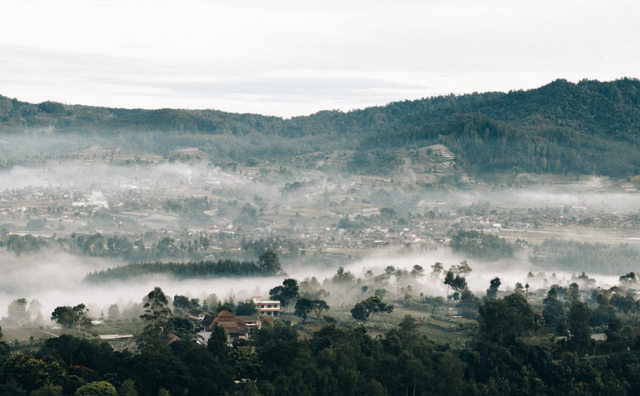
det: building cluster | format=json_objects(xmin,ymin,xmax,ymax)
[{"xmin": 190, "ymin": 297, "xmax": 281, "ymax": 343}]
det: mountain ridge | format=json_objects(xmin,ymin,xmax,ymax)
[{"xmin": 1, "ymin": 78, "xmax": 639, "ymax": 178}]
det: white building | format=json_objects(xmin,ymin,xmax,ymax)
[{"xmin": 252, "ymin": 297, "xmax": 281, "ymax": 316}]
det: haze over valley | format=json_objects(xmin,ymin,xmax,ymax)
[{"xmin": 1, "ymin": 80, "xmax": 640, "ymax": 395}]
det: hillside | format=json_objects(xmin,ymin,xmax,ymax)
[{"xmin": 1, "ymin": 78, "xmax": 639, "ymax": 177}]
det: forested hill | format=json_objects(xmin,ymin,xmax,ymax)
[{"xmin": 1, "ymin": 78, "xmax": 640, "ymax": 177}]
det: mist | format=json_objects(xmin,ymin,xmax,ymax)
[
  {"xmin": 0, "ymin": 241, "xmax": 624, "ymax": 327},
  {"xmin": 0, "ymin": 159, "xmax": 637, "ymax": 327}
]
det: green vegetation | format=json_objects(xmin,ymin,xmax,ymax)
[
  {"xmin": 85, "ymin": 250, "xmax": 282, "ymax": 282},
  {"xmin": 3, "ymin": 282, "xmax": 640, "ymax": 395},
  {"xmin": 450, "ymin": 230, "xmax": 518, "ymax": 260},
  {"xmin": 2, "ymin": 78, "xmax": 640, "ymax": 177},
  {"xmin": 351, "ymin": 295, "xmax": 394, "ymax": 321}
]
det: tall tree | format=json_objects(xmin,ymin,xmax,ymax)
[
  {"xmin": 605, "ymin": 308, "xmax": 622, "ymax": 342},
  {"xmin": 444, "ymin": 270, "xmax": 455, "ymax": 296},
  {"xmin": 6, "ymin": 298, "xmax": 30, "ymax": 326},
  {"xmin": 431, "ymin": 262, "xmax": 444, "ymax": 277},
  {"xmin": 107, "ymin": 304, "xmax": 120, "ymax": 321},
  {"xmin": 486, "ymin": 277, "xmax": 501, "ymax": 298},
  {"xmin": 258, "ymin": 250, "xmax": 281, "ymax": 274},
  {"xmin": 269, "ymin": 278, "xmax": 299, "ymax": 311},
  {"xmin": 542, "ymin": 287, "xmax": 565, "ymax": 328},
  {"xmin": 139, "ymin": 287, "xmax": 172, "ymax": 351},
  {"xmin": 568, "ymin": 299, "xmax": 592, "ymax": 352},
  {"xmin": 294, "ymin": 298, "xmax": 314, "ymax": 323}
]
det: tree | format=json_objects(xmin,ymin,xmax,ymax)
[
  {"xmin": 312, "ymin": 299, "xmax": 330, "ymax": 318},
  {"xmin": 171, "ymin": 317, "xmax": 193, "ymax": 339},
  {"xmin": 173, "ymin": 295, "xmax": 199, "ymax": 315},
  {"xmin": 542, "ymin": 287, "xmax": 565, "ymax": 327},
  {"xmin": 487, "ymin": 277, "xmax": 501, "ymax": 298},
  {"xmin": 568, "ymin": 299, "xmax": 592, "ymax": 352},
  {"xmin": 258, "ymin": 250, "xmax": 281, "ymax": 274},
  {"xmin": 611, "ymin": 293, "xmax": 636, "ymax": 313},
  {"xmin": 294, "ymin": 298, "xmax": 314, "ymax": 323},
  {"xmin": 410, "ymin": 265, "xmax": 424, "ymax": 278},
  {"xmin": 6, "ymin": 298, "xmax": 30, "ymax": 326},
  {"xmin": 450, "ymin": 275, "xmax": 468, "ymax": 293},
  {"xmin": 479, "ymin": 293, "xmax": 542, "ymax": 344},
  {"xmin": 619, "ymin": 272, "xmax": 637, "ymax": 284},
  {"xmin": 75, "ymin": 381, "xmax": 117, "ymax": 396},
  {"xmin": 515, "ymin": 282, "xmax": 525, "ymax": 294},
  {"xmin": 72, "ymin": 304, "xmax": 92, "ymax": 328},
  {"xmin": 605, "ymin": 308, "xmax": 622, "ymax": 342},
  {"xmin": 117, "ymin": 380, "xmax": 138, "ymax": 396},
  {"xmin": 444, "ymin": 270, "xmax": 455, "ymax": 296},
  {"xmin": 32, "ymin": 383, "xmax": 64, "ymax": 396},
  {"xmin": 236, "ymin": 300, "xmax": 258, "ymax": 316},
  {"xmin": 398, "ymin": 315, "xmax": 420, "ymax": 348},
  {"xmin": 398, "ymin": 350, "xmax": 427, "ymax": 396},
  {"xmin": 231, "ymin": 346, "xmax": 261, "ymax": 380},
  {"xmin": 351, "ymin": 302, "xmax": 369, "ymax": 322},
  {"xmin": 456, "ymin": 289, "xmax": 480, "ymax": 313},
  {"xmin": 269, "ymin": 278, "xmax": 299, "ymax": 311},
  {"xmin": 217, "ymin": 299, "xmax": 235, "ymax": 314},
  {"xmin": 139, "ymin": 287, "xmax": 172, "ymax": 350},
  {"xmin": 332, "ymin": 267, "xmax": 355, "ymax": 284},
  {"xmin": 208, "ymin": 325, "xmax": 229, "ymax": 361},
  {"xmin": 351, "ymin": 295, "xmax": 393, "ymax": 321},
  {"xmin": 107, "ymin": 304, "xmax": 120, "ymax": 321},
  {"xmin": 51, "ymin": 304, "xmax": 91, "ymax": 329},
  {"xmin": 204, "ymin": 294, "xmax": 219, "ymax": 311},
  {"xmin": 566, "ymin": 282, "xmax": 580, "ymax": 301},
  {"xmin": 1, "ymin": 354, "xmax": 65, "ymax": 393},
  {"xmin": 457, "ymin": 260, "xmax": 472, "ymax": 275},
  {"xmin": 436, "ymin": 352, "xmax": 465, "ymax": 396},
  {"xmin": 51, "ymin": 306, "xmax": 75, "ymax": 329},
  {"xmin": 28, "ymin": 299, "xmax": 43, "ymax": 318}
]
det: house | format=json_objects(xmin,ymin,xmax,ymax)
[
  {"xmin": 236, "ymin": 315, "xmax": 262, "ymax": 332},
  {"xmin": 252, "ymin": 297, "xmax": 281, "ymax": 316},
  {"xmin": 209, "ymin": 310, "xmax": 249, "ymax": 342},
  {"xmin": 196, "ymin": 331, "xmax": 211, "ymax": 345},
  {"xmin": 189, "ymin": 312, "xmax": 216, "ymax": 331}
]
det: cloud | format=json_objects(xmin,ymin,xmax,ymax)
[{"xmin": 0, "ymin": 0, "xmax": 638, "ymax": 116}]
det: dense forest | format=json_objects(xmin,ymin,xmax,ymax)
[
  {"xmin": 84, "ymin": 250, "xmax": 282, "ymax": 282},
  {"xmin": 1, "ymin": 78, "xmax": 640, "ymax": 177},
  {"xmin": 3, "ymin": 282, "xmax": 640, "ymax": 396},
  {"xmin": 450, "ymin": 230, "xmax": 519, "ymax": 261}
]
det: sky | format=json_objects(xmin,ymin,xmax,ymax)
[{"xmin": 1, "ymin": 0, "xmax": 638, "ymax": 117}]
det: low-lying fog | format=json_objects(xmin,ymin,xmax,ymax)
[
  {"xmin": 0, "ymin": 248, "xmax": 621, "ymax": 326},
  {"xmin": 0, "ymin": 160, "xmax": 637, "ymax": 324},
  {"xmin": 0, "ymin": 162, "xmax": 638, "ymax": 213}
]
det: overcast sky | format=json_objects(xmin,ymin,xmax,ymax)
[{"xmin": 1, "ymin": 0, "xmax": 638, "ymax": 117}]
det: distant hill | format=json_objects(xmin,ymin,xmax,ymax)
[{"xmin": 1, "ymin": 78, "xmax": 639, "ymax": 177}]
